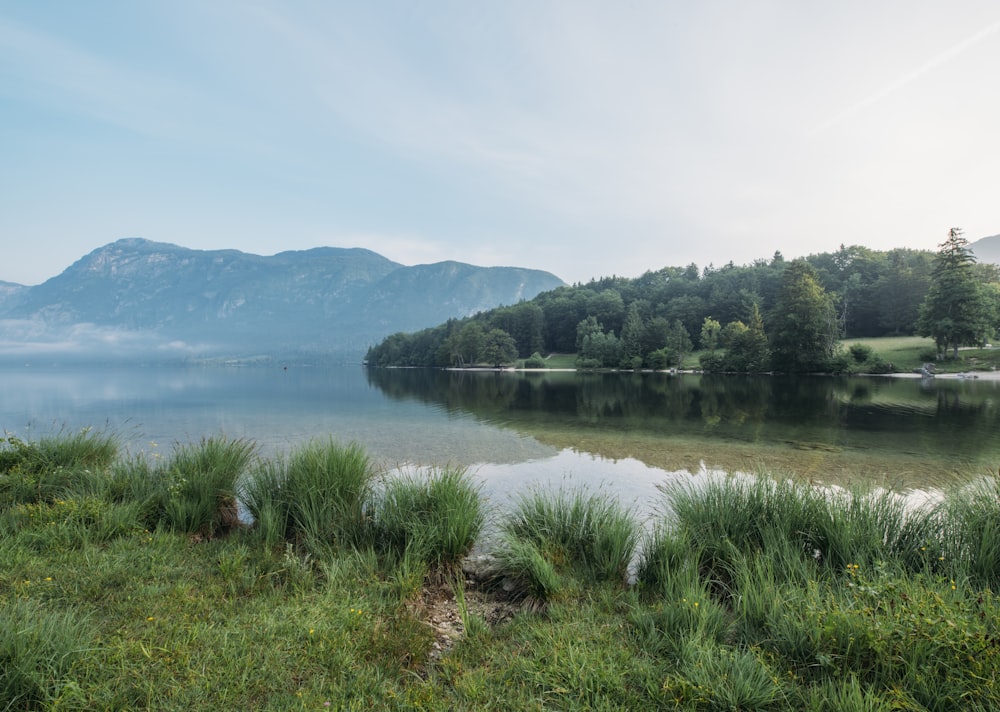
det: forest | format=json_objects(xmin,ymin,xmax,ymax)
[{"xmin": 366, "ymin": 234, "xmax": 1000, "ymax": 373}]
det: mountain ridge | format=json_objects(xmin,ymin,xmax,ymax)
[
  {"xmin": 0, "ymin": 239, "xmax": 564, "ymax": 362},
  {"xmin": 969, "ymin": 235, "xmax": 1000, "ymax": 265}
]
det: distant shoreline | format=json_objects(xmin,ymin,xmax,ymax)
[{"xmin": 444, "ymin": 365, "xmax": 1000, "ymax": 381}]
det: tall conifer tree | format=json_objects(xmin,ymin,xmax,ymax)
[
  {"xmin": 770, "ymin": 260, "xmax": 838, "ymax": 372},
  {"xmin": 917, "ymin": 228, "xmax": 994, "ymax": 358}
]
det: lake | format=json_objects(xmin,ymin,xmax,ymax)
[{"xmin": 2, "ymin": 364, "xmax": 998, "ymax": 512}]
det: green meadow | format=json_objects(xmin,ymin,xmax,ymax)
[
  {"xmin": 837, "ymin": 335, "xmax": 1000, "ymax": 374},
  {"xmin": 520, "ymin": 336, "xmax": 1000, "ymax": 374},
  {"xmin": 4, "ymin": 429, "xmax": 1000, "ymax": 710}
]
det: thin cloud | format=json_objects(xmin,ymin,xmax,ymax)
[
  {"xmin": 2, "ymin": 3, "xmax": 999, "ymax": 287},
  {"xmin": 0, "ymin": 17, "xmax": 190, "ymax": 139},
  {"xmin": 809, "ymin": 18, "xmax": 1000, "ymax": 137}
]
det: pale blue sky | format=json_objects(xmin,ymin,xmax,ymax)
[{"xmin": 2, "ymin": 1, "xmax": 999, "ymax": 286}]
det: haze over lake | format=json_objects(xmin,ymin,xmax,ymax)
[{"xmin": 3, "ymin": 364, "xmax": 998, "ymax": 510}]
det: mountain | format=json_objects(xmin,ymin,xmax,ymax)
[
  {"xmin": 970, "ymin": 235, "xmax": 1000, "ymax": 265},
  {"xmin": 0, "ymin": 239, "xmax": 565, "ymax": 362},
  {"xmin": 0, "ymin": 280, "xmax": 25, "ymax": 311}
]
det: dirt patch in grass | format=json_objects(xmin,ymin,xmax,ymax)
[{"xmin": 414, "ymin": 571, "xmax": 523, "ymax": 663}]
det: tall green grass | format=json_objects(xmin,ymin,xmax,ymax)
[
  {"xmin": 632, "ymin": 472, "xmax": 1000, "ymax": 709},
  {"xmin": 0, "ymin": 599, "xmax": 95, "ymax": 710},
  {"xmin": 648, "ymin": 473, "xmax": 941, "ymax": 589},
  {"xmin": 939, "ymin": 476, "xmax": 1000, "ymax": 589},
  {"xmin": 0, "ymin": 428, "xmax": 118, "ymax": 474},
  {"xmin": 7, "ymin": 430, "xmax": 1000, "ymax": 708},
  {"xmin": 240, "ymin": 439, "xmax": 376, "ymax": 553},
  {"xmin": 0, "ymin": 428, "xmax": 118, "ymax": 507},
  {"xmin": 103, "ymin": 453, "xmax": 164, "ymax": 527},
  {"xmin": 156, "ymin": 436, "xmax": 255, "ymax": 537},
  {"xmin": 496, "ymin": 487, "xmax": 639, "ymax": 601},
  {"xmin": 1, "ymin": 434, "xmax": 256, "ymax": 545},
  {"xmin": 373, "ymin": 466, "xmax": 483, "ymax": 570}
]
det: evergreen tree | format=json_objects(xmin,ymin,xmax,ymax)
[
  {"xmin": 620, "ymin": 302, "xmax": 644, "ymax": 367},
  {"xmin": 367, "ymin": 242, "xmax": 971, "ymax": 368},
  {"xmin": 538, "ymin": 289, "xmax": 590, "ymax": 353},
  {"xmin": 724, "ymin": 304, "xmax": 770, "ymax": 372},
  {"xmin": 588, "ymin": 289, "xmax": 626, "ymax": 336},
  {"xmin": 640, "ymin": 316, "xmax": 670, "ymax": 360},
  {"xmin": 917, "ymin": 228, "xmax": 994, "ymax": 358},
  {"xmin": 875, "ymin": 250, "xmax": 932, "ymax": 335},
  {"xmin": 575, "ymin": 316, "xmax": 604, "ymax": 352},
  {"xmin": 700, "ymin": 317, "xmax": 722, "ymax": 351},
  {"xmin": 576, "ymin": 328, "xmax": 623, "ymax": 368},
  {"xmin": 770, "ymin": 260, "xmax": 839, "ymax": 372},
  {"xmin": 650, "ymin": 319, "xmax": 694, "ymax": 368}
]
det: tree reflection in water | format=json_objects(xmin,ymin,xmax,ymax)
[{"xmin": 367, "ymin": 369, "xmax": 1000, "ymax": 489}]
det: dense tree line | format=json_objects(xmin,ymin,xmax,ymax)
[{"xmin": 366, "ymin": 236, "xmax": 1000, "ymax": 373}]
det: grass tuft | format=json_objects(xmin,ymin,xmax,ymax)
[
  {"xmin": 0, "ymin": 428, "xmax": 118, "ymax": 507},
  {"xmin": 156, "ymin": 436, "xmax": 255, "ymax": 538},
  {"xmin": 240, "ymin": 439, "xmax": 376, "ymax": 553},
  {"xmin": 660, "ymin": 473, "xmax": 941, "ymax": 583},
  {"xmin": 496, "ymin": 487, "xmax": 638, "ymax": 600},
  {"xmin": 0, "ymin": 599, "xmax": 95, "ymax": 710},
  {"xmin": 373, "ymin": 466, "xmax": 484, "ymax": 571},
  {"xmin": 939, "ymin": 476, "xmax": 1000, "ymax": 589}
]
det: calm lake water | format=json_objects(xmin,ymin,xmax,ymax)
[{"xmin": 2, "ymin": 364, "xmax": 998, "ymax": 511}]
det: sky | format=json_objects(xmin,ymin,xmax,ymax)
[{"xmin": 2, "ymin": 1, "xmax": 999, "ymax": 287}]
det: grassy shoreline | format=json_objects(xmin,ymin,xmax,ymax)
[
  {"xmin": 512, "ymin": 337, "xmax": 1000, "ymax": 375},
  {"xmin": 4, "ymin": 430, "xmax": 1000, "ymax": 709}
]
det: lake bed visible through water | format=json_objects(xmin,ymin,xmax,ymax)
[{"xmin": 2, "ymin": 363, "xmax": 998, "ymax": 514}]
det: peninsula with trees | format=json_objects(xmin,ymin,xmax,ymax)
[{"xmin": 367, "ymin": 231, "xmax": 1000, "ymax": 374}]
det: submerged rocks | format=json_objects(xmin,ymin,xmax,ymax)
[{"xmin": 461, "ymin": 553, "xmax": 503, "ymax": 583}]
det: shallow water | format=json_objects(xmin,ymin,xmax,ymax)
[
  {"xmin": 367, "ymin": 368, "xmax": 1000, "ymax": 490},
  {"xmin": 2, "ymin": 364, "xmax": 997, "ymax": 509}
]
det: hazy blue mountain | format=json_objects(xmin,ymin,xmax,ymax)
[
  {"xmin": 348, "ymin": 261, "xmax": 557, "ymax": 331},
  {"xmin": 0, "ymin": 281, "xmax": 25, "ymax": 310},
  {"xmin": 0, "ymin": 238, "xmax": 564, "ymax": 361},
  {"xmin": 970, "ymin": 235, "xmax": 1000, "ymax": 264}
]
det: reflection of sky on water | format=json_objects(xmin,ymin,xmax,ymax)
[
  {"xmin": 392, "ymin": 448, "xmax": 700, "ymax": 550},
  {"xmin": 2, "ymin": 365, "xmax": 677, "ymax": 500},
  {"xmin": 0, "ymin": 365, "xmax": 556, "ymax": 466},
  {"xmin": 5, "ymin": 364, "xmax": 999, "ymax": 505},
  {"xmin": 470, "ymin": 448, "xmax": 692, "ymax": 523}
]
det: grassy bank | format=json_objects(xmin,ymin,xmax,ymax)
[
  {"xmin": 519, "ymin": 337, "xmax": 1000, "ymax": 374},
  {"xmin": 4, "ymin": 431, "xmax": 1000, "ymax": 709},
  {"xmin": 841, "ymin": 335, "xmax": 1000, "ymax": 374}
]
